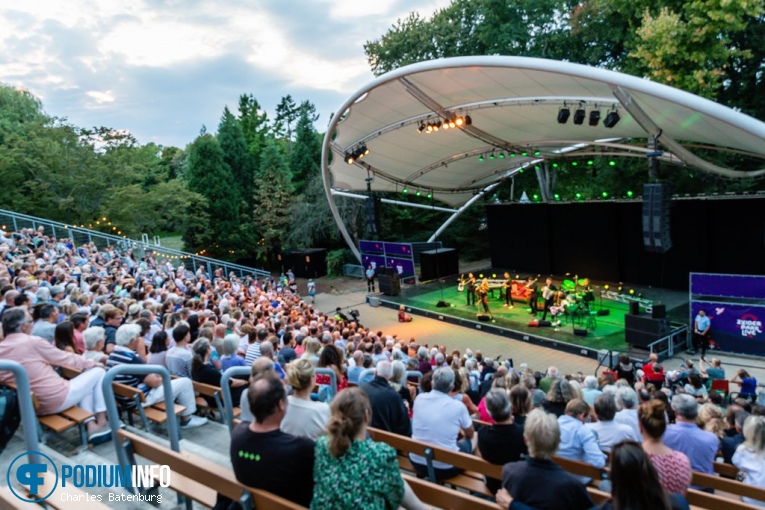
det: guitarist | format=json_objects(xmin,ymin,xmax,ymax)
[
  {"xmin": 466, "ymin": 273, "xmax": 477, "ymax": 306},
  {"xmin": 525, "ymin": 276, "xmax": 539, "ymax": 316},
  {"xmin": 502, "ymin": 272, "xmax": 515, "ymax": 309}
]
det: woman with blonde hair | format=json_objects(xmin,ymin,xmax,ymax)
[
  {"xmin": 732, "ymin": 415, "xmax": 765, "ymax": 507},
  {"xmin": 310, "ymin": 388, "xmax": 430, "ymax": 510},
  {"xmin": 281, "ymin": 359, "xmax": 330, "ymax": 440},
  {"xmin": 698, "ymin": 403, "xmax": 725, "ymax": 441}
]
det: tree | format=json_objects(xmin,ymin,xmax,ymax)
[
  {"xmin": 273, "ymin": 95, "xmax": 299, "ymax": 153},
  {"xmin": 217, "ymin": 106, "xmax": 254, "ymax": 210},
  {"xmin": 237, "ymin": 94, "xmax": 269, "ymax": 172},
  {"xmin": 252, "ymin": 140, "xmax": 293, "ymax": 261},
  {"xmin": 289, "ymin": 104, "xmax": 322, "ymax": 194},
  {"xmin": 183, "ymin": 134, "xmax": 242, "ymax": 259}
]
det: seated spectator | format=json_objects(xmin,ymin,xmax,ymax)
[
  {"xmin": 600, "ymin": 441, "xmax": 690, "ymax": 510},
  {"xmin": 191, "ymin": 339, "xmax": 247, "ymax": 408},
  {"xmin": 360, "ymin": 360, "xmax": 411, "ymax": 437},
  {"xmin": 281, "ymin": 359, "xmax": 330, "ymax": 440},
  {"xmin": 300, "ymin": 337, "xmax": 321, "ymax": 365},
  {"xmin": 0, "ymin": 307, "xmax": 111, "ymax": 444},
  {"xmin": 389, "ymin": 360, "xmax": 413, "ymax": 411},
  {"xmin": 732, "ymin": 369, "xmax": 759, "ymax": 402},
  {"xmin": 538, "ymin": 365, "xmax": 559, "ymax": 394},
  {"xmin": 106, "ymin": 323, "xmax": 206, "ymax": 429},
  {"xmin": 699, "ymin": 358, "xmax": 725, "ymax": 381},
  {"xmin": 582, "ymin": 375, "xmax": 602, "ymax": 406},
  {"xmin": 311, "ymin": 388, "xmax": 427, "ymax": 510},
  {"xmin": 410, "ymin": 367, "xmax": 474, "ymax": 480},
  {"xmin": 416, "ymin": 347, "xmax": 432, "ymax": 375},
  {"xmin": 70, "ymin": 312, "xmax": 88, "ymax": 354},
  {"xmin": 613, "ymin": 354, "xmax": 636, "ymax": 386},
  {"xmin": 238, "ymin": 358, "xmax": 277, "ymax": 423},
  {"xmin": 30, "ymin": 303, "xmax": 58, "ymax": 342},
  {"xmin": 220, "ymin": 333, "xmax": 246, "ymax": 372},
  {"xmin": 587, "ymin": 393, "xmax": 640, "ymax": 452},
  {"xmin": 722, "ymin": 409, "xmax": 750, "ymax": 464},
  {"xmin": 543, "ymin": 378, "xmax": 576, "ymax": 418},
  {"xmin": 510, "ymin": 385, "xmax": 532, "ymax": 427},
  {"xmin": 497, "ymin": 408, "xmax": 593, "ymax": 510},
  {"xmin": 244, "ymin": 327, "xmax": 264, "ymax": 365},
  {"xmin": 346, "ymin": 350, "xmax": 365, "ymax": 385},
  {"xmin": 82, "ymin": 326, "xmax": 108, "ymax": 363},
  {"xmin": 698, "ymin": 403, "xmax": 725, "ymax": 440},
  {"xmin": 664, "ymin": 394, "xmax": 718, "ymax": 479},
  {"xmin": 684, "ymin": 373, "xmax": 708, "ymax": 402},
  {"xmin": 452, "ymin": 368, "xmax": 478, "ymax": 416},
  {"xmin": 557, "ymin": 399, "xmax": 606, "ymax": 482},
  {"xmin": 477, "ymin": 389, "xmax": 528, "ymax": 494},
  {"xmin": 614, "ymin": 386, "xmax": 641, "ymax": 438},
  {"xmin": 165, "ymin": 324, "xmax": 192, "ymax": 378},
  {"xmin": 54, "ymin": 320, "xmax": 77, "ymax": 353},
  {"xmin": 230, "ymin": 375, "xmax": 315, "ymax": 507},
  {"xmin": 732, "ymin": 415, "xmax": 765, "ymax": 507},
  {"xmin": 146, "ymin": 331, "xmax": 169, "ymax": 366},
  {"xmin": 398, "ymin": 304, "xmax": 412, "ymax": 322},
  {"xmin": 316, "ymin": 344, "xmax": 347, "ymax": 392},
  {"xmin": 639, "ymin": 399, "xmax": 692, "ymax": 495},
  {"xmin": 476, "ymin": 373, "xmax": 509, "ymax": 424}
]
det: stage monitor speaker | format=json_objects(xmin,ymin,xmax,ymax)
[
  {"xmin": 642, "ymin": 183, "xmax": 672, "ymax": 253},
  {"xmin": 626, "ymin": 330, "xmax": 661, "ymax": 349},
  {"xmin": 597, "ymin": 309, "xmax": 611, "ymax": 316},
  {"xmin": 574, "ymin": 328, "xmax": 588, "ymax": 336},
  {"xmin": 378, "ymin": 274, "xmax": 400, "ymax": 296},
  {"xmin": 436, "ymin": 300, "xmax": 450, "ymax": 308},
  {"xmin": 629, "ymin": 301, "xmax": 640, "ymax": 316},
  {"xmin": 420, "ymin": 248, "xmax": 459, "ymax": 281},
  {"xmin": 652, "ymin": 304, "xmax": 666, "ymax": 319},
  {"xmin": 625, "ymin": 314, "xmax": 669, "ymax": 335},
  {"xmin": 477, "ymin": 314, "xmax": 491, "ymax": 322}
]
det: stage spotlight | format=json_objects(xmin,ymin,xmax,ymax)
[
  {"xmin": 575, "ymin": 192, "xmax": 582, "ymax": 199},
  {"xmin": 604, "ymin": 284, "xmax": 610, "ymax": 290},
  {"xmin": 442, "ymin": 122, "xmax": 450, "ymax": 130},
  {"xmin": 589, "ymin": 110, "xmax": 601, "ymax": 126},
  {"xmin": 554, "ymin": 193, "xmax": 560, "ymax": 201},
  {"xmin": 402, "ymin": 187, "xmax": 408, "ymax": 193},
  {"xmin": 479, "ymin": 155, "xmax": 484, "ymax": 162},
  {"xmin": 427, "ymin": 192, "xmax": 432, "ymax": 198},
  {"xmin": 455, "ymin": 117, "xmax": 464, "ymax": 127},
  {"xmin": 515, "ymin": 275, "xmax": 519, "ymax": 279},
  {"xmin": 489, "ymin": 153, "xmax": 495, "ymax": 160},
  {"xmin": 572, "ymin": 161, "xmax": 578, "ymax": 166},
  {"xmin": 426, "ymin": 123, "xmax": 433, "ymax": 133},
  {"xmin": 518, "ymin": 169, "xmax": 524, "ymax": 173},
  {"xmin": 434, "ymin": 121, "xmax": 441, "ymax": 131},
  {"xmin": 602, "ymin": 191, "xmax": 608, "ymax": 198},
  {"xmin": 609, "ymin": 160, "xmax": 616, "ymax": 166},
  {"xmin": 557, "ymin": 108, "xmax": 570, "ymax": 124},
  {"xmin": 464, "ymin": 115, "xmax": 472, "ymax": 125},
  {"xmin": 417, "ymin": 122, "xmax": 425, "ymax": 133},
  {"xmin": 499, "ymin": 152, "xmax": 505, "ymax": 159},
  {"xmin": 573, "ymin": 108, "xmax": 586, "ymax": 125},
  {"xmin": 510, "ymin": 152, "xmax": 516, "ymax": 158},
  {"xmin": 521, "ymin": 151, "xmax": 528, "ymax": 157},
  {"xmin": 345, "ymin": 153, "xmax": 355, "ymax": 164},
  {"xmin": 533, "ymin": 194, "xmax": 539, "ymax": 201},
  {"xmin": 479, "ymin": 274, "xmax": 484, "ymax": 278},
  {"xmin": 492, "ymin": 274, "xmax": 496, "ymax": 278},
  {"xmin": 604, "ymin": 111, "xmax": 620, "ymax": 128},
  {"xmin": 587, "ymin": 160, "xmax": 594, "ymax": 165},
  {"xmin": 627, "ymin": 190, "xmax": 634, "ymax": 198},
  {"xmin": 449, "ymin": 120, "xmax": 456, "ymax": 129},
  {"xmin": 617, "ymin": 286, "xmax": 623, "ymax": 292},
  {"xmin": 416, "ymin": 190, "xmax": 421, "ymax": 196},
  {"xmin": 629, "ymin": 289, "xmax": 635, "ymax": 295}
]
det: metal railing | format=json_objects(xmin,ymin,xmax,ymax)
[
  {"xmin": 0, "ymin": 361, "xmax": 41, "ymax": 466},
  {"xmin": 0, "ymin": 208, "xmax": 270, "ymax": 279},
  {"xmin": 343, "ymin": 264, "xmax": 364, "ymax": 278},
  {"xmin": 647, "ymin": 325, "xmax": 690, "ymax": 358}
]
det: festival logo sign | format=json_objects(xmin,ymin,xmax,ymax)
[{"xmin": 737, "ymin": 313, "xmax": 763, "ymax": 339}]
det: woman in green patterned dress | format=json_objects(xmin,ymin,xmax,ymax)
[{"xmin": 310, "ymin": 388, "xmax": 430, "ymax": 510}]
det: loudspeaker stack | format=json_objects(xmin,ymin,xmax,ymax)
[{"xmin": 642, "ymin": 183, "xmax": 672, "ymax": 253}]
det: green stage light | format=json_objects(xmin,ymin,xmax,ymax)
[
  {"xmin": 609, "ymin": 161, "xmax": 616, "ymax": 166},
  {"xmin": 416, "ymin": 190, "xmax": 421, "ymax": 196},
  {"xmin": 489, "ymin": 153, "xmax": 495, "ymax": 160},
  {"xmin": 533, "ymin": 194, "xmax": 539, "ymax": 201},
  {"xmin": 575, "ymin": 192, "xmax": 582, "ymax": 199},
  {"xmin": 602, "ymin": 191, "xmax": 608, "ymax": 198},
  {"xmin": 402, "ymin": 187, "xmax": 408, "ymax": 193},
  {"xmin": 510, "ymin": 152, "xmax": 516, "ymax": 158},
  {"xmin": 499, "ymin": 152, "xmax": 505, "ymax": 159},
  {"xmin": 534, "ymin": 165, "xmax": 540, "ymax": 170},
  {"xmin": 519, "ymin": 169, "xmax": 524, "ymax": 173},
  {"xmin": 627, "ymin": 190, "xmax": 634, "ymax": 198},
  {"xmin": 521, "ymin": 151, "xmax": 528, "ymax": 157},
  {"xmin": 479, "ymin": 156, "xmax": 484, "ymax": 162},
  {"xmin": 534, "ymin": 150, "xmax": 540, "ymax": 156},
  {"xmin": 554, "ymin": 193, "xmax": 560, "ymax": 200},
  {"xmin": 427, "ymin": 192, "xmax": 432, "ymax": 198},
  {"xmin": 572, "ymin": 161, "xmax": 578, "ymax": 166},
  {"xmin": 552, "ymin": 163, "xmax": 558, "ymax": 168},
  {"xmin": 587, "ymin": 160, "xmax": 594, "ymax": 166}
]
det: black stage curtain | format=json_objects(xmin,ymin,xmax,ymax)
[{"xmin": 487, "ymin": 198, "xmax": 765, "ymax": 290}]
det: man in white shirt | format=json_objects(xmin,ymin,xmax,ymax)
[
  {"xmin": 557, "ymin": 399, "xmax": 606, "ymax": 484},
  {"xmin": 586, "ymin": 393, "xmax": 639, "ymax": 452},
  {"xmin": 613, "ymin": 387, "xmax": 641, "ymax": 438},
  {"xmin": 410, "ymin": 367, "xmax": 474, "ymax": 480}
]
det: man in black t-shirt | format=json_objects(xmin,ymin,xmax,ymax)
[{"xmin": 229, "ymin": 375, "xmax": 315, "ymax": 507}]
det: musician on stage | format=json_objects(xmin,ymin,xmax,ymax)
[
  {"xmin": 526, "ymin": 276, "xmax": 539, "ymax": 316},
  {"xmin": 466, "ymin": 273, "xmax": 477, "ymax": 306},
  {"xmin": 478, "ymin": 278, "xmax": 491, "ymax": 315},
  {"xmin": 541, "ymin": 277, "xmax": 557, "ymax": 320},
  {"xmin": 502, "ymin": 272, "xmax": 515, "ymax": 309}
]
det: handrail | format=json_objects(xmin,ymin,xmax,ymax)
[
  {"xmin": 102, "ymin": 364, "xmax": 180, "ymax": 492},
  {"xmin": 0, "ymin": 361, "xmax": 41, "ymax": 466},
  {"xmin": 221, "ymin": 366, "xmax": 252, "ymax": 432},
  {"xmin": 0, "ymin": 208, "xmax": 270, "ymax": 278},
  {"xmin": 647, "ymin": 324, "xmax": 689, "ymax": 357}
]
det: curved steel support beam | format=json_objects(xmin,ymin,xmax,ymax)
[
  {"xmin": 612, "ymin": 86, "xmax": 765, "ymax": 178},
  {"xmin": 322, "ymin": 138, "xmax": 362, "ymax": 262},
  {"xmin": 428, "ymin": 182, "xmax": 502, "ymax": 242}
]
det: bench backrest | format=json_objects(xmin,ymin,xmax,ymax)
[
  {"xmin": 402, "ymin": 474, "xmax": 496, "ymax": 510},
  {"xmin": 117, "ymin": 429, "xmax": 306, "ymax": 509}
]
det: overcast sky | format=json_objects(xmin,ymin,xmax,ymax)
[{"xmin": 0, "ymin": 0, "xmax": 450, "ymax": 148}]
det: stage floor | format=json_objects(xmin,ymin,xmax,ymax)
[{"xmin": 381, "ymin": 276, "xmax": 689, "ymax": 355}]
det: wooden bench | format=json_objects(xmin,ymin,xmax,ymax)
[
  {"xmin": 111, "ymin": 381, "xmax": 185, "ymax": 431},
  {"xmin": 0, "ymin": 485, "xmax": 30, "ymax": 510},
  {"xmin": 191, "ymin": 379, "xmax": 242, "ymax": 423},
  {"xmin": 688, "ymin": 472, "xmax": 765, "ymax": 508},
  {"xmin": 3, "ymin": 379, "xmax": 94, "ymax": 447},
  {"xmin": 18, "ymin": 472, "xmax": 110, "ymax": 509}
]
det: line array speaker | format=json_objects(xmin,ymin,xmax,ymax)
[{"xmin": 642, "ymin": 183, "xmax": 672, "ymax": 253}]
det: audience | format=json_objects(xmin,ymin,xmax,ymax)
[
  {"xmin": 361, "ymin": 360, "xmax": 411, "ymax": 437},
  {"xmin": 664, "ymin": 394, "xmax": 718, "ymax": 481},
  {"xmin": 732, "ymin": 415, "xmax": 765, "ymax": 507},
  {"xmin": 556, "ymin": 398, "xmax": 606, "ymax": 483},
  {"xmin": 281, "ymin": 359, "xmax": 330, "ymax": 440},
  {"xmin": 587, "ymin": 393, "xmax": 640, "ymax": 452},
  {"xmin": 639, "ymin": 399, "xmax": 692, "ymax": 495}
]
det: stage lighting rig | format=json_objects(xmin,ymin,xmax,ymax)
[
  {"xmin": 604, "ymin": 110, "xmax": 620, "ymax": 128},
  {"xmin": 344, "ymin": 144, "xmax": 369, "ymax": 164},
  {"xmin": 557, "ymin": 107, "xmax": 570, "ymax": 124},
  {"xmin": 589, "ymin": 110, "xmax": 601, "ymax": 126},
  {"xmin": 573, "ymin": 108, "xmax": 586, "ymax": 125}
]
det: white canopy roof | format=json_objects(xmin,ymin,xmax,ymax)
[{"xmin": 322, "ymin": 56, "xmax": 765, "ymax": 208}]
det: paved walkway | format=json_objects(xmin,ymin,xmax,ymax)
[{"xmin": 316, "ymin": 289, "xmax": 765, "ymax": 385}]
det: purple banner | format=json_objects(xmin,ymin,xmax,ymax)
[
  {"xmin": 383, "ymin": 242, "xmax": 413, "ymax": 257},
  {"xmin": 360, "ymin": 255, "xmax": 386, "ymax": 273},
  {"xmin": 385, "ymin": 257, "xmax": 416, "ymax": 279},
  {"xmin": 359, "ymin": 240, "xmax": 385, "ymax": 255},
  {"xmin": 691, "ymin": 273, "xmax": 765, "ymax": 300},
  {"xmin": 691, "ymin": 301, "xmax": 765, "ymax": 356}
]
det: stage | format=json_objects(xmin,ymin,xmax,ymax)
[{"xmin": 372, "ymin": 273, "xmax": 690, "ymax": 361}]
